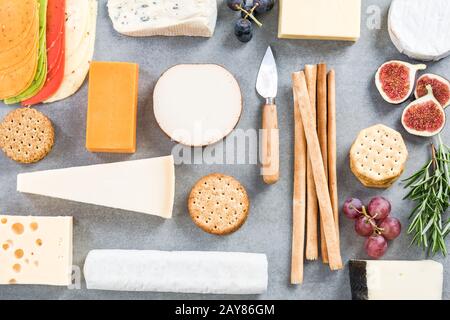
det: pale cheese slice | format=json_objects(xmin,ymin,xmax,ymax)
[
  {"xmin": 153, "ymin": 64, "xmax": 242, "ymax": 147},
  {"xmin": 45, "ymin": 0, "xmax": 98, "ymax": 103},
  {"xmin": 278, "ymin": 0, "xmax": 361, "ymax": 41},
  {"xmin": 107, "ymin": 0, "xmax": 217, "ymax": 37},
  {"xmin": 0, "ymin": 215, "xmax": 72, "ymax": 286},
  {"xmin": 17, "ymin": 156, "xmax": 175, "ymax": 218}
]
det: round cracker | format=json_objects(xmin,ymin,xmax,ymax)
[
  {"xmin": 188, "ymin": 173, "xmax": 249, "ymax": 235},
  {"xmin": 350, "ymin": 124, "xmax": 408, "ymax": 187},
  {"xmin": 0, "ymin": 108, "xmax": 54, "ymax": 163}
]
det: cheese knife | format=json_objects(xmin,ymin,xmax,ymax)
[{"xmin": 256, "ymin": 46, "xmax": 279, "ymax": 184}]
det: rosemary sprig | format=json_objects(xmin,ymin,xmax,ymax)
[{"xmin": 403, "ymin": 136, "xmax": 450, "ymax": 256}]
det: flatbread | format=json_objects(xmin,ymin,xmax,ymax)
[{"xmin": 45, "ymin": 0, "xmax": 98, "ymax": 103}]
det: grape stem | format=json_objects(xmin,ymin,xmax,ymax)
[
  {"xmin": 350, "ymin": 205, "xmax": 385, "ymax": 235},
  {"xmin": 238, "ymin": 4, "xmax": 263, "ymax": 27}
]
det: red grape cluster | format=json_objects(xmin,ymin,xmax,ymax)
[{"xmin": 343, "ymin": 197, "xmax": 401, "ymax": 259}]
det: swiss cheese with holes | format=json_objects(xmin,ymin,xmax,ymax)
[
  {"xmin": 0, "ymin": 215, "xmax": 73, "ymax": 286},
  {"xmin": 350, "ymin": 124, "xmax": 408, "ymax": 188}
]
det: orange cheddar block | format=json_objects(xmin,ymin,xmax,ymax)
[{"xmin": 86, "ymin": 61, "xmax": 139, "ymax": 153}]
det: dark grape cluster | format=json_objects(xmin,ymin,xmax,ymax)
[
  {"xmin": 343, "ymin": 197, "xmax": 401, "ymax": 259},
  {"xmin": 226, "ymin": 0, "xmax": 275, "ymax": 43}
]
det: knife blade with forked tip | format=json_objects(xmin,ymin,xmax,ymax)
[{"xmin": 256, "ymin": 46, "xmax": 279, "ymax": 184}]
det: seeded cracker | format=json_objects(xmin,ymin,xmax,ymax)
[
  {"xmin": 0, "ymin": 108, "xmax": 54, "ymax": 163},
  {"xmin": 188, "ymin": 173, "xmax": 250, "ymax": 235},
  {"xmin": 349, "ymin": 124, "xmax": 408, "ymax": 188}
]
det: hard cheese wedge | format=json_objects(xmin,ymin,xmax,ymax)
[
  {"xmin": 5, "ymin": 0, "xmax": 48, "ymax": 104},
  {"xmin": 278, "ymin": 0, "xmax": 361, "ymax": 41},
  {"xmin": 0, "ymin": 215, "xmax": 72, "ymax": 286},
  {"xmin": 349, "ymin": 260, "xmax": 443, "ymax": 300},
  {"xmin": 22, "ymin": 0, "xmax": 66, "ymax": 106},
  {"xmin": 17, "ymin": 156, "xmax": 175, "ymax": 218},
  {"xmin": 44, "ymin": 0, "xmax": 98, "ymax": 103},
  {"xmin": 86, "ymin": 61, "xmax": 139, "ymax": 153}
]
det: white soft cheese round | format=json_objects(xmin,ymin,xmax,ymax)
[
  {"xmin": 153, "ymin": 64, "xmax": 242, "ymax": 147},
  {"xmin": 389, "ymin": 0, "xmax": 450, "ymax": 61}
]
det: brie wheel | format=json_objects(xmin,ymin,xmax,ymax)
[{"xmin": 389, "ymin": 0, "xmax": 450, "ymax": 61}]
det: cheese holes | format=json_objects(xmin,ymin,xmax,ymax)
[
  {"xmin": 14, "ymin": 249, "xmax": 24, "ymax": 259},
  {"xmin": 12, "ymin": 223, "xmax": 24, "ymax": 235},
  {"xmin": 12, "ymin": 264, "xmax": 21, "ymax": 273},
  {"xmin": 30, "ymin": 222, "xmax": 38, "ymax": 231}
]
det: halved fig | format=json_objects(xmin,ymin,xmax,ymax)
[
  {"xmin": 375, "ymin": 60, "xmax": 426, "ymax": 104},
  {"xmin": 402, "ymin": 85, "xmax": 446, "ymax": 137},
  {"xmin": 415, "ymin": 73, "xmax": 450, "ymax": 108}
]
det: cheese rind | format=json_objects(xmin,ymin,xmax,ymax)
[
  {"xmin": 349, "ymin": 260, "xmax": 443, "ymax": 300},
  {"xmin": 86, "ymin": 61, "xmax": 139, "ymax": 153},
  {"xmin": 17, "ymin": 156, "xmax": 175, "ymax": 218},
  {"xmin": 0, "ymin": 215, "xmax": 72, "ymax": 286},
  {"xmin": 278, "ymin": 0, "xmax": 361, "ymax": 41},
  {"xmin": 84, "ymin": 250, "xmax": 268, "ymax": 294},
  {"xmin": 107, "ymin": 0, "xmax": 217, "ymax": 37}
]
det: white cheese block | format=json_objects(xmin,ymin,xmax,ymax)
[
  {"xmin": 84, "ymin": 250, "xmax": 268, "ymax": 294},
  {"xmin": 278, "ymin": 0, "xmax": 361, "ymax": 41},
  {"xmin": 107, "ymin": 0, "xmax": 217, "ymax": 37},
  {"xmin": 153, "ymin": 64, "xmax": 242, "ymax": 147},
  {"xmin": 45, "ymin": 0, "xmax": 98, "ymax": 103},
  {"xmin": 389, "ymin": 0, "xmax": 450, "ymax": 61},
  {"xmin": 17, "ymin": 156, "xmax": 175, "ymax": 218},
  {"xmin": 349, "ymin": 260, "xmax": 443, "ymax": 300},
  {"xmin": 0, "ymin": 215, "xmax": 72, "ymax": 286}
]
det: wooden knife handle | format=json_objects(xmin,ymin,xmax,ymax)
[{"xmin": 261, "ymin": 102, "xmax": 280, "ymax": 184}]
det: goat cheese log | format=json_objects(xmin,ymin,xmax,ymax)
[
  {"xmin": 84, "ymin": 250, "xmax": 268, "ymax": 294},
  {"xmin": 389, "ymin": 0, "xmax": 450, "ymax": 61},
  {"xmin": 107, "ymin": 0, "xmax": 217, "ymax": 37}
]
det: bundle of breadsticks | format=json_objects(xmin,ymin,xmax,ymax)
[{"xmin": 291, "ymin": 65, "xmax": 341, "ymax": 285}]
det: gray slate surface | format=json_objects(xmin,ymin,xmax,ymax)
[{"xmin": 0, "ymin": 0, "xmax": 449, "ymax": 300}]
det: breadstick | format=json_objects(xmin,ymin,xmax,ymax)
[
  {"xmin": 327, "ymin": 70, "xmax": 339, "ymax": 246},
  {"xmin": 304, "ymin": 65, "xmax": 319, "ymax": 261},
  {"xmin": 317, "ymin": 63, "xmax": 329, "ymax": 264},
  {"xmin": 292, "ymin": 71, "xmax": 343, "ymax": 271},
  {"xmin": 291, "ymin": 85, "xmax": 307, "ymax": 284}
]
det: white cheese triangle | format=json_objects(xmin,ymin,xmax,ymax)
[{"xmin": 17, "ymin": 156, "xmax": 175, "ymax": 218}]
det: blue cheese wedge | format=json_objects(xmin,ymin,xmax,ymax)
[
  {"xmin": 349, "ymin": 260, "xmax": 443, "ymax": 300},
  {"xmin": 107, "ymin": 0, "xmax": 217, "ymax": 37},
  {"xmin": 0, "ymin": 215, "xmax": 73, "ymax": 286}
]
